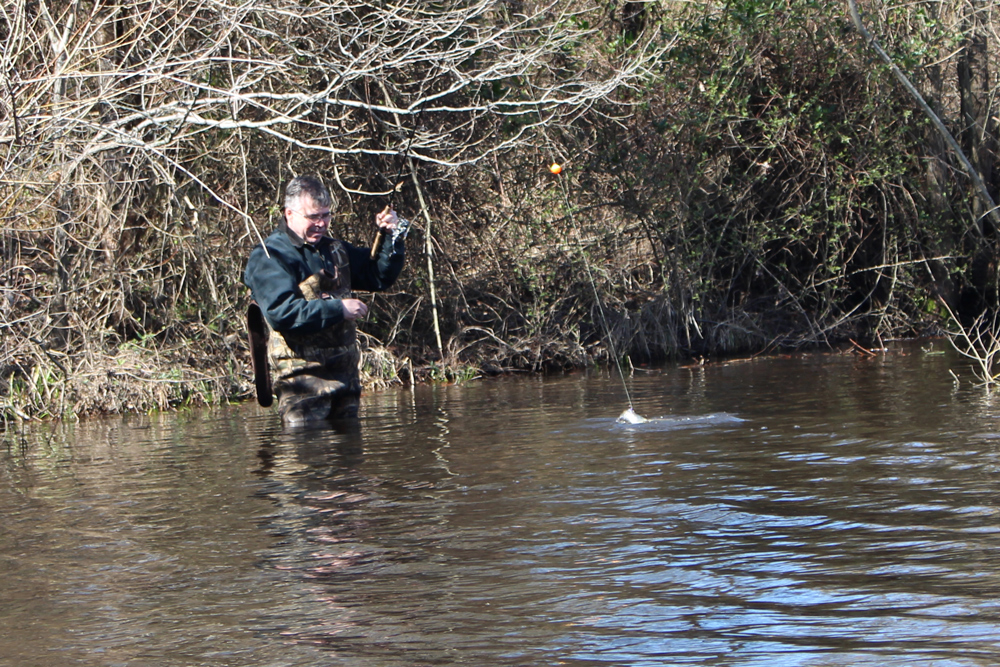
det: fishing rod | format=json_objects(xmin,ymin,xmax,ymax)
[{"xmin": 369, "ymin": 102, "xmax": 424, "ymax": 260}]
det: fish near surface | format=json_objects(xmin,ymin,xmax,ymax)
[{"xmin": 617, "ymin": 408, "xmax": 648, "ymax": 424}]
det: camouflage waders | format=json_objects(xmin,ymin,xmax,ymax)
[{"xmin": 268, "ymin": 240, "xmax": 362, "ymax": 424}]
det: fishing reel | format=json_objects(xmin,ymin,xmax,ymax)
[
  {"xmin": 392, "ymin": 215, "xmax": 412, "ymax": 244},
  {"xmin": 369, "ymin": 210, "xmax": 412, "ymax": 260}
]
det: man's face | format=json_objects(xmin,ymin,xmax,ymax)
[{"xmin": 285, "ymin": 195, "xmax": 331, "ymax": 244}]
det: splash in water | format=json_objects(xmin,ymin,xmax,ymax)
[{"xmin": 617, "ymin": 407, "xmax": 649, "ymax": 424}]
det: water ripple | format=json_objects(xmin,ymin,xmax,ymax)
[{"xmin": 4, "ymin": 351, "xmax": 1000, "ymax": 664}]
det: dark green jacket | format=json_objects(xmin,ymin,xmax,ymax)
[{"xmin": 244, "ymin": 221, "xmax": 404, "ymax": 335}]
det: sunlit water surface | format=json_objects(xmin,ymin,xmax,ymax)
[{"xmin": 5, "ymin": 346, "xmax": 1000, "ymax": 666}]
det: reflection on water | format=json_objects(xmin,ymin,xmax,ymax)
[{"xmin": 5, "ymin": 346, "xmax": 1000, "ymax": 665}]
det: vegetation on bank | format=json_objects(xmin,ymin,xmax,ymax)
[{"xmin": 2, "ymin": 0, "xmax": 999, "ymax": 423}]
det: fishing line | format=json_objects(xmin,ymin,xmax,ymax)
[
  {"xmin": 534, "ymin": 93, "xmax": 644, "ymax": 421},
  {"xmin": 556, "ymin": 175, "xmax": 635, "ymax": 413}
]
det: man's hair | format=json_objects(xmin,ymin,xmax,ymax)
[{"xmin": 284, "ymin": 175, "xmax": 333, "ymax": 210}]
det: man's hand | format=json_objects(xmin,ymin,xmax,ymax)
[
  {"xmin": 376, "ymin": 207, "xmax": 398, "ymax": 233},
  {"xmin": 341, "ymin": 298, "xmax": 369, "ymax": 320}
]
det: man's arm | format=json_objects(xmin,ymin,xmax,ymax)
[
  {"xmin": 244, "ymin": 245, "xmax": 347, "ymax": 335},
  {"xmin": 347, "ymin": 234, "xmax": 405, "ymax": 292}
]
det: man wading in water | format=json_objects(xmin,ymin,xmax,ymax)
[{"xmin": 244, "ymin": 175, "xmax": 406, "ymax": 424}]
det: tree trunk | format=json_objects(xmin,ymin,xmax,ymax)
[
  {"xmin": 957, "ymin": 0, "xmax": 1000, "ymax": 228},
  {"xmin": 957, "ymin": 0, "xmax": 1000, "ymax": 309}
]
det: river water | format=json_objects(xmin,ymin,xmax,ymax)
[{"xmin": 3, "ymin": 344, "xmax": 1000, "ymax": 666}]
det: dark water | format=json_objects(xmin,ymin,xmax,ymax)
[{"xmin": 4, "ymin": 345, "xmax": 1000, "ymax": 666}]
